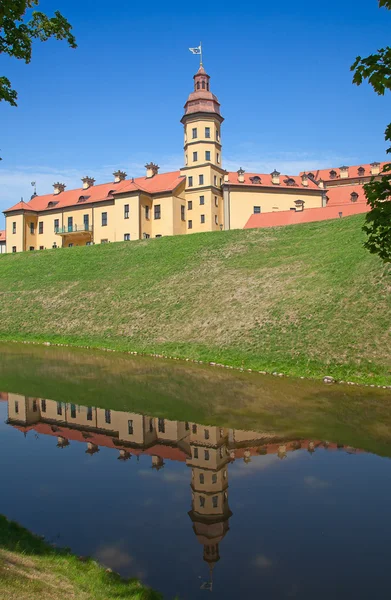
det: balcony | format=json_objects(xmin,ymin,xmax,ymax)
[{"xmin": 55, "ymin": 225, "xmax": 93, "ymax": 236}]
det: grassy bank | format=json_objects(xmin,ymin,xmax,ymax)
[
  {"xmin": 0, "ymin": 515, "xmax": 161, "ymax": 600},
  {"xmin": 0, "ymin": 215, "xmax": 390, "ymax": 384}
]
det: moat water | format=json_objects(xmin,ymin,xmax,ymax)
[{"xmin": 0, "ymin": 344, "xmax": 391, "ymax": 599}]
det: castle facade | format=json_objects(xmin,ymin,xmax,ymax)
[{"xmin": 2, "ymin": 64, "xmax": 385, "ymax": 253}]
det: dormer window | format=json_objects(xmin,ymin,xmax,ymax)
[
  {"xmin": 47, "ymin": 201, "xmax": 59, "ymax": 208},
  {"xmin": 107, "ymin": 190, "xmax": 115, "ymax": 196},
  {"xmin": 284, "ymin": 177, "xmax": 297, "ymax": 186},
  {"xmin": 250, "ymin": 176, "xmax": 261, "ymax": 184},
  {"xmin": 77, "ymin": 196, "xmax": 87, "ymax": 203},
  {"xmin": 329, "ymin": 170, "xmax": 337, "ymax": 179},
  {"xmin": 350, "ymin": 192, "xmax": 359, "ymax": 202},
  {"xmin": 307, "ymin": 173, "xmax": 315, "ymax": 180},
  {"xmin": 294, "ymin": 199, "xmax": 305, "ymax": 211},
  {"xmin": 358, "ymin": 167, "xmax": 365, "ymax": 176}
]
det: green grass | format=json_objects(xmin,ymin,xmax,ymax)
[
  {"xmin": 0, "ymin": 515, "xmax": 162, "ymax": 600},
  {"xmin": 0, "ymin": 215, "xmax": 390, "ymax": 384}
]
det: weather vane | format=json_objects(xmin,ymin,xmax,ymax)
[{"xmin": 189, "ymin": 42, "xmax": 203, "ymax": 66}]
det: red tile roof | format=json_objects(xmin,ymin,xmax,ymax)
[
  {"xmin": 244, "ymin": 202, "xmax": 368, "ymax": 229},
  {"xmin": 300, "ymin": 162, "xmax": 388, "ymax": 182},
  {"xmin": 226, "ymin": 172, "xmax": 321, "ymax": 190},
  {"xmin": 4, "ymin": 172, "xmax": 185, "ymax": 214},
  {"xmin": 3, "ymin": 200, "xmax": 36, "ymax": 213},
  {"xmin": 0, "ymin": 230, "xmax": 5, "ymax": 242},
  {"xmin": 325, "ymin": 183, "xmax": 367, "ymax": 206}
]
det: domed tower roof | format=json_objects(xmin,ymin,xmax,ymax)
[{"xmin": 181, "ymin": 65, "xmax": 223, "ymax": 124}]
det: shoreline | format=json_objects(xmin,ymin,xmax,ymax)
[
  {"xmin": 1, "ymin": 337, "xmax": 390, "ymax": 390},
  {"xmin": 0, "ymin": 514, "xmax": 162, "ymax": 600}
]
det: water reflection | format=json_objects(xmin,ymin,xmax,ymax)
[{"xmin": 2, "ymin": 391, "xmax": 365, "ymax": 593}]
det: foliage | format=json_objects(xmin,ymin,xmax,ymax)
[
  {"xmin": 351, "ymin": 0, "xmax": 391, "ymax": 262},
  {"xmin": 0, "ymin": 216, "xmax": 390, "ymax": 385},
  {"xmin": 0, "ymin": 0, "xmax": 76, "ymax": 106}
]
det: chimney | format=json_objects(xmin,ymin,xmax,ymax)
[
  {"xmin": 237, "ymin": 167, "xmax": 245, "ymax": 183},
  {"xmin": 152, "ymin": 455, "xmax": 164, "ymax": 470},
  {"xmin": 318, "ymin": 179, "xmax": 325, "ymax": 189},
  {"xmin": 57, "ymin": 436, "xmax": 69, "ymax": 448},
  {"xmin": 224, "ymin": 173, "xmax": 229, "ymax": 183},
  {"xmin": 340, "ymin": 165, "xmax": 349, "ymax": 179},
  {"xmin": 53, "ymin": 182, "xmax": 66, "ymax": 195},
  {"xmin": 271, "ymin": 170, "xmax": 280, "ymax": 185},
  {"xmin": 301, "ymin": 173, "xmax": 309, "ymax": 187},
  {"xmin": 145, "ymin": 162, "xmax": 159, "ymax": 178},
  {"xmin": 86, "ymin": 442, "xmax": 99, "ymax": 455},
  {"xmin": 118, "ymin": 449, "xmax": 130, "ymax": 461},
  {"xmin": 370, "ymin": 162, "xmax": 380, "ymax": 176},
  {"xmin": 81, "ymin": 176, "xmax": 95, "ymax": 190},
  {"xmin": 278, "ymin": 445, "xmax": 287, "ymax": 460},
  {"xmin": 113, "ymin": 170, "xmax": 127, "ymax": 183}
]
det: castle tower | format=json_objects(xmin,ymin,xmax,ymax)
[
  {"xmin": 181, "ymin": 66, "xmax": 224, "ymax": 233},
  {"xmin": 186, "ymin": 425, "xmax": 232, "ymax": 589}
]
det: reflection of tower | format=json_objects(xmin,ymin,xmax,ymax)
[{"xmin": 187, "ymin": 424, "xmax": 232, "ymax": 590}]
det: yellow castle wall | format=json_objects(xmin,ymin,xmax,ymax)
[
  {"xmin": 6, "ymin": 213, "xmax": 25, "ymax": 253},
  {"xmin": 228, "ymin": 187, "xmax": 324, "ymax": 230}
]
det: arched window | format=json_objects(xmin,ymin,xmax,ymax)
[
  {"xmin": 196, "ymin": 81, "xmax": 200, "ymax": 90},
  {"xmin": 202, "ymin": 80, "xmax": 205, "ymax": 89},
  {"xmin": 329, "ymin": 170, "xmax": 337, "ymax": 179},
  {"xmin": 207, "ymin": 82, "xmax": 209, "ymax": 91}
]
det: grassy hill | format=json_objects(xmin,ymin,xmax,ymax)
[{"xmin": 0, "ymin": 214, "xmax": 390, "ymax": 384}]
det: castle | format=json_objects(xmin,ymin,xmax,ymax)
[{"xmin": 1, "ymin": 63, "xmax": 386, "ymax": 253}]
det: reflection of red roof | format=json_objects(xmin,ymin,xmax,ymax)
[
  {"xmin": 245, "ymin": 202, "xmax": 368, "ymax": 229},
  {"xmin": 226, "ymin": 172, "xmax": 321, "ymax": 190},
  {"xmin": 4, "ymin": 172, "xmax": 185, "ymax": 214},
  {"xmin": 144, "ymin": 444, "xmax": 188, "ymax": 462},
  {"xmin": 9, "ymin": 422, "xmax": 189, "ymax": 462},
  {"xmin": 9, "ymin": 421, "xmax": 364, "ymax": 459},
  {"xmin": 0, "ymin": 230, "xmax": 5, "ymax": 242},
  {"xmin": 233, "ymin": 440, "xmax": 364, "ymax": 457},
  {"xmin": 300, "ymin": 162, "xmax": 388, "ymax": 182}
]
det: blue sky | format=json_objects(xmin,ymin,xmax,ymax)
[{"xmin": 1, "ymin": 0, "xmax": 390, "ymax": 227}]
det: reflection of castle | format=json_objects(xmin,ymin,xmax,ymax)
[{"xmin": 3, "ymin": 392, "xmax": 362, "ymax": 588}]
